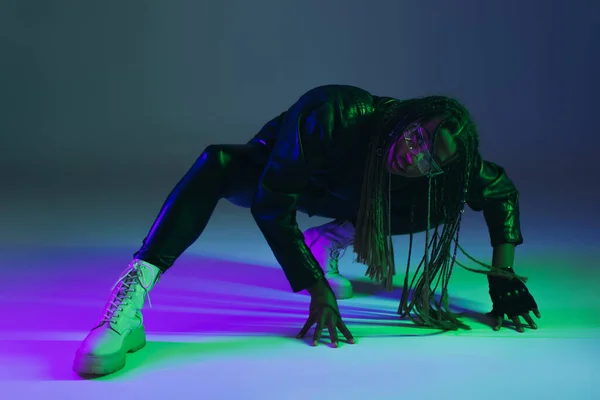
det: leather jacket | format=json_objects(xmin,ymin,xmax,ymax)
[{"xmin": 248, "ymin": 85, "xmax": 522, "ymax": 292}]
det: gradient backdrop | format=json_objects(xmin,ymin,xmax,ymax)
[
  {"xmin": 2, "ymin": 0, "xmax": 599, "ymax": 248},
  {"xmin": 0, "ymin": 0, "xmax": 599, "ymax": 398}
]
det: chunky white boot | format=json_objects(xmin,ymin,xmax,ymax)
[
  {"xmin": 304, "ymin": 219, "xmax": 355, "ymax": 299},
  {"xmin": 73, "ymin": 260, "xmax": 161, "ymax": 376}
]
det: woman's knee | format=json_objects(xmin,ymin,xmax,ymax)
[
  {"xmin": 196, "ymin": 145, "xmax": 264, "ymax": 207},
  {"xmin": 173, "ymin": 145, "xmax": 240, "ymax": 197},
  {"xmin": 196, "ymin": 145, "xmax": 234, "ymax": 171}
]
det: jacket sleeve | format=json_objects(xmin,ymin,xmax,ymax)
[
  {"xmin": 466, "ymin": 155, "xmax": 524, "ymax": 247},
  {"xmin": 251, "ymin": 103, "xmax": 335, "ymax": 292}
]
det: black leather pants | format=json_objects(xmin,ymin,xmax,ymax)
[
  {"xmin": 133, "ymin": 144, "xmax": 445, "ymax": 272},
  {"xmin": 133, "ymin": 144, "xmax": 266, "ymax": 271},
  {"xmin": 132, "ymin": 144, "xmax": 356, "ymax": 272}
]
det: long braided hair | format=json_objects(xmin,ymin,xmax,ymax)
[{"xmin": 353, "ymin": 96, "xmax": 522, "ymax": 330}]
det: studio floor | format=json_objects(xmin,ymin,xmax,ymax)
[{"xmin": 0, "ymin": 202, "xmax": 599, "ymax": 400}]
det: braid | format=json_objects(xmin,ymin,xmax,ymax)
[
  {"xmin": 354, "ymin": 131, "xmax": 396, "ymax": 287},
  {"xmin": 355, "ymin": 95, "xmax": 523, "ymax": 330},
  {"xmin": 396, "ymin": 96, "xmax": 523, "ymax": 330}
]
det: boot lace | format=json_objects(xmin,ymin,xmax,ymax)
[
  {"xmin": 326, "ymin": 221, "xmax": 354, "ymax": 275},
  {"xmin": 100, "ymin": 261, "xmax": 156, "ymax": 324}
]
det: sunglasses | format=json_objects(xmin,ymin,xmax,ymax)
[{"xmin": 396, "ymin": 122, "xmax": 444, "ymax": 177}]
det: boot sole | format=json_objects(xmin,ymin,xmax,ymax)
[
  {"xmin": 332, "ymin": 287, "xmax": 354, "ymax": 300},
  {"xmin": 73, "ymin": 326, "xmax": 146, "ymax": 377},
  {"xmin": 326, "ymin": 276, "xmax": 354, "ymax": 300}
]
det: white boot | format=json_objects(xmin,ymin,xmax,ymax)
[
  {"xmin": 73, "ymin": 260, "xmax": 161, "ymax": 376},
  {"xmin": 304, "ymin": 219, "xmax": 355, "ymax": 299}
]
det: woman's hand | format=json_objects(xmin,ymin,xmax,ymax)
[
  {"xmin": 297, "ymin": 279, "xmax": 356, "ymax": 347},
  {"xmin": 487, "ymin": 269, "xmax": 541, "ymax": 333}
]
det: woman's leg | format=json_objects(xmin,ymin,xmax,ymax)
[
  {"xmin": 133, "ymin": 144, "xmax": 269, "ymax": 271},
  {"xmin": 298, "ymin": 193, "xmax": 447, "ymax": 299},
  {"xmin": 73, "ymin": 143, "xmax": 269, "ymax": 377}
]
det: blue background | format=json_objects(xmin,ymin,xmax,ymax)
[{"xmin": 1, "ymin": 0, "xmax": 598, "ymax": 249}]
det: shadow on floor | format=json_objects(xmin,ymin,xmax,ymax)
[{"xmin": 0, "ymin": 249, "xmax": 501, "ymax": 382}]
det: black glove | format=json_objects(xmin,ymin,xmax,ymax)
[{"xmin": 487, "ymin": 269, "xmax": 541, "ymax": 333}]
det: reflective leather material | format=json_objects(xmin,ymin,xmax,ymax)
[
  {"xmin": 249, "ymin": 85, "xmax": 377, "ymax": 292},
  {"xmin": 136, "ymin": 85, "xmax": 523, "ymax": 293},
  {"xmin": 467, "ymin": 153, "xmax": 523, "ymax": 246},
  {"xmin": 249, "ymin": 85, "xmax": 522, "ymax": 291}
]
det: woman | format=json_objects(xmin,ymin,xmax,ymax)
[{"xmin": 73, "ymin": 85, "xmax": 540, "ymax": 376}]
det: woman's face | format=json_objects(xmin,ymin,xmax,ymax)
[{"xmin": 385, "ymin": 115, "xmax": 459, "ymax": 178}]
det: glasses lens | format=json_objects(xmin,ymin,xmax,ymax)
[{"xmin": 400, "ymin": 122, "xmax": 444, "ymax": 177}]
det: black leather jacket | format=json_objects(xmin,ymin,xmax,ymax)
[{"xmin": 248, "ymin": 85, "xmax": 522, "ymax": 292}]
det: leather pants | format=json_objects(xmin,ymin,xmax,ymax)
[
  {"xmin": 133, "ymin": 144, "xmax": 356, "ymax": 271},
  {"xmin": 133, "ymin": 144, "xmax": 445, "ymax": 272}
]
